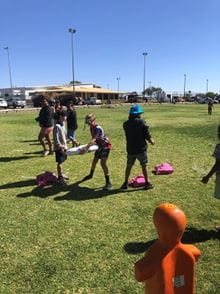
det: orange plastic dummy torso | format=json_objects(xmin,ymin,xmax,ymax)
[{"xmin": 134, "ymin": 203, "xmax": 201, "ymax": 294}]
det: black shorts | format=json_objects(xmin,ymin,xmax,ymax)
[
  {"xmin": 94, "ymin": 148, "xmax": 110, "ymax": 159},
  {"xmin": 55, "ymin": 150, "xmax": 67, "ymax": 164}
]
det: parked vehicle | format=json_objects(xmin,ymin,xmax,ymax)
[
  {"xmin": 7, "ymin": 98, "xmax": 26, "ymax": 108},
  {"xmin": 84, "ymin": 97, "xmax": 101, "ymax": 105},
  {"xmin": 0, "ymin": 98, "xmax": 8, "ymax": 109},
  {"xmin": 197, "ymin": 97, "xmax": 206, "ymax": 104},
  {"xmin": 123, "ymin": 93, "xmax": 139, "ymax": 103}
]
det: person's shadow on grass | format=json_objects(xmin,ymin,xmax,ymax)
[
  {"xmin": 53, "ymin": 181, "xmax": 123, "ymax": 201},
  {"xmin": 19, "ymin": 139, "xmax": 39, "ymax": 143},
  {"xmin": 23, "ymin": 151, "xmax": 42, "ymax": 155},
  {"xmin": 19, "ymin": 139, "xmax": 41, "ymax": 146},
  {"xmin": 0, "ymin": 155, "xmax": 39, "ymax": 162},
  {"xmin": 0, "ymin": 179, "xmax": 36, "ymax": 190},
  {"xmin": 124, "ymin": 227, "xmax": 220, "ymax": 254},
  {"xmin": 16, "ymin": 180, "xmax": 133, "ymax": 200},
  {"xmin": 16, "ymin": 184, "xmax": 67, "ymax": 199}
]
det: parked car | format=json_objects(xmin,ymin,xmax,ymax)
[
  {"xmin": 84, "ymin": 97, "xmax": 101, "ymax": 105},
  {"xmin": 0, "ymin": 98, "xmax": 8, "ymax": 109},
  {"xmin": 7, "ymin": 98, "xmax": 26, "ymax": 108},
  {"xmin": 197, "ymin": 98, "xmax": 206, "ymax": 104}
]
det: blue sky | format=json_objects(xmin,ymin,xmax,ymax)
[{"xmin": 0, "ymin": 0, "xmax": 219, "ymax": 94}]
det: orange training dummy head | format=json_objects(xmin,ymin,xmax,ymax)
[
  {"xmin": 134, "ymin": 203, "xmax": 201, "ymax": 294},
  {"xmin": 153, "ymin": 203, "xmax": 186, "ymax": 246}
]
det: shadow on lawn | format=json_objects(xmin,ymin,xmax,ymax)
[
  {"xmin": 19, "ymin": 139, "xmax": 41, "ymax": 146},
  {"xmin": 124, "ymin": 227, "xmax": 220, "ymax": 254},
  {"xmin": 19, "ymin": 139, "xmax": 39, "ymax": 143},
  {"xmin": 16, "ymin": 180, "xmax": 130, "ymax": 200},
  {"xmin": 0, "ymin": 179, "xmax": 36, "ymax": 190},
  {"xmin": 0, "ymin": 155, "xmax": 39, "ymax": 162},
  {"xmin": 23, "ymin": 151, "xmax": 42, "ymax": 155}
]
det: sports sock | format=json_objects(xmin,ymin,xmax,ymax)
[{"xmin": 105, "ymin": 175, "xmax": 110, "ymax": 184}]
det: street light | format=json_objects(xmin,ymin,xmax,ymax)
[
  {"xmin": 142, "ymin": 52, "xmax": 148, "ymax": 99},
  {"xmin": 68, "ymin": 28, "xmax": 76, "ymax": 99},
  {"xmin": 183, "ymin": 74, "xmax": 186, "ymax": 99},
  {"xmin": 206, "ymin": 79, "xmax": 209, "ymax": 93},
  {"xmin": 116, "ymin": 77, "xmax": 120, "ymax": 99},
  {"xmin": 4, "ymin": 47, "xmax": 13, "ymax": 98}
]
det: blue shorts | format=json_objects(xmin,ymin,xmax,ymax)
[
  {"xmin": 127, "ymin": 151, "xmax": 148, "ymax": 168},
  {"xmin": 55, "ymin": 150, "xmax": 67, "ymax": 164},
  {"xmin": 67, "ymin": 128, "xmax": 76, "ymax": 141}
]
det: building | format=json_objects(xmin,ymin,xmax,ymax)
[{"xmin": 0, "ymin": 83, "xmax": 120, "ymax": 102}]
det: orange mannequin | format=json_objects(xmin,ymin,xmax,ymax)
[{"xmin": 134, "ymin": 203, "xmax": 201, "ymax": 294}]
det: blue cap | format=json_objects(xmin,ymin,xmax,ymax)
[{"xmin": 129, "ymin": 104, "xmax": 143, "ymax": 115}]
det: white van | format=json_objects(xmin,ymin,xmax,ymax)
[{"xmin": 0, "ymin": 98, "xmax": 8, "ymax": 109}]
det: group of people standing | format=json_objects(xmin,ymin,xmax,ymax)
[
  {"xmin": 35, "ymin": 99, "xmax": 155, "ymax": 190},
  {"xmin": 35, "ymin": 99, "xmax": 219, "ymax": 229},
  {"xmin": 36, "ymin": 98, "xmax": 79, "ymax": 157}
]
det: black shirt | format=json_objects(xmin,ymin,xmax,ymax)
[
  {"xmin": 67, "ymin": 109, "xmax": 78, "ymax": 130},
  {"xmin": 123, "ymin": 117, "xmax": 152, "ymax": 154},
  {"xmin": 38, "ymin": 105, "xmax": 53, "ymax": 127}
]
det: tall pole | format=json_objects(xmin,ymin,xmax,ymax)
[
  {"xmin": 4, "ymin": 47, "xmax": 13, "ymax": 98},
  {"xmin": 117, "ymin": 77, "xmax": 120, "ymax": 99},
  {"xmin": 183, "ymin": 74, "xmax": 186, "ymax": 99},
  {"xmin": 143, "ymin": 52, "xmax": 148, "ymax": 99},
  {"xmin": 148, "ymin": 81, "xmax": 152, "ymax": 98},
  {"xmin": 206, "ymin": 79, "xmax": 209, "ymax": 94},
  {"xmin": 68, "ymin": 28, "xmax": 76, "ymax": 100}
]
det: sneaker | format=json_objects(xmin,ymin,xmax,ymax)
[
  {"xmin": 215, "ymin": 226, "xmax": 220, "ymax": 232},
  {"xmin": 56, "ymin": 177, "xmax": 67, "ymax": 185},
  {"xmin": 42, "ymin": 150, "xmax": 49, "ymax": 157},
  {"xmin": 103, "ymin": 183, "xmax": 112, "ymax": 191},
  {"xmin": 82, "ymin": 174, "xmax": 93, "ymax": 181},
  {"xmin": 120, "ymin": 182, "xmax": 128, "ymax": 190},
  {"xmin": 144, "ymin": 183, "xmax": 154, "ymax": 190}
]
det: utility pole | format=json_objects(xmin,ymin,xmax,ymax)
[{"xmin": 4, "ymin": 47, "xmax": 13, "ymax": 98}]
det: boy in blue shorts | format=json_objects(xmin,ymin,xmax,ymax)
[
  {"xmin": 53, "ymin": 111, "xmax": 68, "ymax": 185},
  {"xmin": 82, "ymin": 113, "xmax": 112, "ymax": 190}
]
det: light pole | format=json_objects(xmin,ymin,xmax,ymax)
[
  {"xmin": 68, "ymin": 28, "xmax": 76, "ymax": 100},
  {"xmin": 183, "ymin": 74, "xmax": 186, "ymax": 99},
  {"xmin": 143, "ymin": 52, "xmax": 148, "ymax": 99},
  {"xmin": 4, "ymin": 47, "xmax": 13, "ymax": 98},
  {"xmin": 117, "ymin": 77, "xmax": 120, "ymax": 99},
  {"xmin": 206, "ymin": 79, "xmax": 209, "ymax": 94}
]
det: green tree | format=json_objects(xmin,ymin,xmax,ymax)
[
  {"xmin": 206, "ymin": 92, "xmax": 215, "ymax": 98},
  {"xmin": 144, "ymin": 86, "xmax": 162, "ymax": 95}
]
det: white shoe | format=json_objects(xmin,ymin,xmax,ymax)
[{"xmin": 42, "ymin": 150, "xmax": 49, "ymax": 157}]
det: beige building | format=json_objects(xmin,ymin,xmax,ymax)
[
  {"xmin": 30, "ymin": 84, "xmax": 120, "ymax": 101},
  {"xmin": 0, "ymin": 83, "xmax": 121, "ymax": 102}
]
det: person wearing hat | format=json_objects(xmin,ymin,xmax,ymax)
[
  {"xmin": 120, "ymin": 104, "xmax": 155, "ymax": 190},
  {"xmin": 81, "ymin": 113, "xmax": 112, "ymax": 190}
]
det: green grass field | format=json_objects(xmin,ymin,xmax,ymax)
[{"xmin": 0, "ymin": 104, "xmax": 219, "ymax": 294}]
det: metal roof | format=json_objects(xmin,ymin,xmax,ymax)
[{"xmin": 31, "ymin": 86, "xmax": 118, "ymax": 94}]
